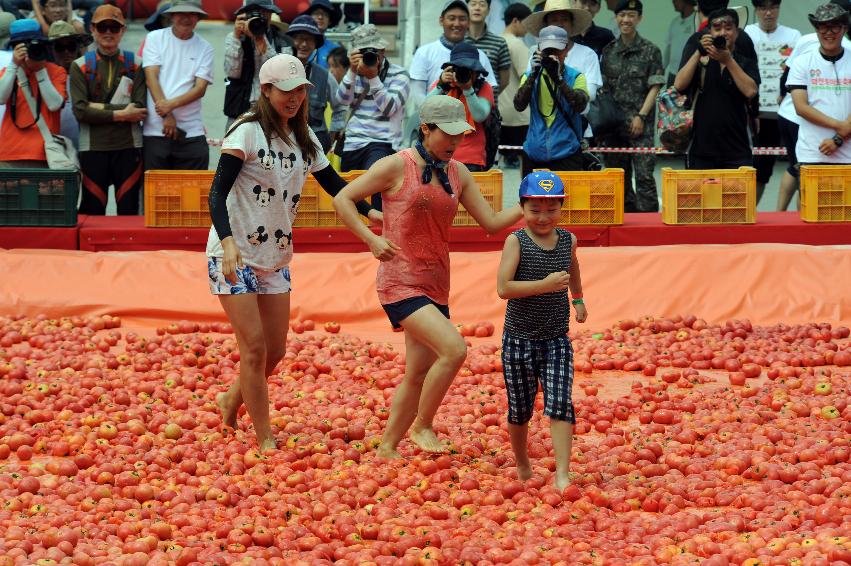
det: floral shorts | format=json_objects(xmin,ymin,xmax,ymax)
[{"xmin": 207, "ymin": 257, "xmax": 292, "ymax": 295}]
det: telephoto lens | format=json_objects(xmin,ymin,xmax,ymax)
[
  {"xmin": 360, "ymin": 48, "xmax": 378, "ymax": 67},
  {"xmin": 712, "ymin": 35, "xmax": 727, "ymax": 50},
  {"xmin": 26, "ymin": 40, "xmax": 49, "ymax": 62},
  {"xmin": 247, "ymin": 11, "xmax": 268, "ymax": 36},
  {"xmin": 453, "ymin": 66, "xmax": 472, "ymax": 84}
]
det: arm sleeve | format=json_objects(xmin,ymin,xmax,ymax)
[
  {"xmin": 337, "ymin": 71, "xmax": 357, "ymax": 105},
  {"xmin": 223, "ymin": 33, "xmax": 244, "ymax": 80},
  {"xmin": 497, "ymin": 39, "xmax": 511, "ymax": 71},
  {"xmin": 131, "ymin": 62, "xmax": 147, "ymax": 107},
  {"xmin": 648, "ymin": 46, "xmax": 666, "ymax": 87},
  {"xmin": 142, "ymin": 32, "xmax": 162, "ymax": 67},
  {"xmin": 208, "ymin": 153, "xmax": 245, "ymax": 241},
  {"xmin": 328, "ymin": 74, "xmax": 345, "ymax": 131},
  {"xmin": 0, "ymin": 65, "xmax": 17, "ymax": 104},
  {"xmin": 370, "ymin": 70, "xmax": 409, "ymax": 118},
  {"xmin": 411, "ymin": 79, "xmax": 428, "ymax": 105},
  {"xmin": 679, "ymin": 33, "xmax": 698, "ymax": 71},
  {"xmin": 197, "ymin": 43, "xmax": 215, "ymax": 84},
  {"xmin": 71, "ymin": 63, "xmax": 114, "ymax": 124},
  {"xmin": 37, "ymin": 67, "xmax": 66, "ymax": 111},
  {"xmin": 464, "ymin": 85, "xmax": 491, "ymax": 122},
  {"xmin": 312, "ymin": 165, "xmax": 373, "ymax": 217},
  {"xmin": 480, "ymin": 52, "xmax": 497, "ymax": 88},
  {"xmin": 786, "ymin": 55, "xmax": 808, "ymax": 88}
]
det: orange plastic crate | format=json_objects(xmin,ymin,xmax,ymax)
[
  {"xmin": 800, "ymin": 165, "xmax": 851, "ymax": 222},
  {"xmin": 549, "ymin": 169, "xmax": 625, "ymax": 225},
  {"xmin": 144, "ymin": 170, "xmax": 215, "ymax": 228},
  {"xmin": 296, "ymin": 170, "xmax": 366, "ymax": 227},
  {"xmin": 453, "ymin": 169, "xmax": 504, "ymax": 226},
  {"xmin": 661, "ymin": 167, "xmax": 756, "ymax": 225}
]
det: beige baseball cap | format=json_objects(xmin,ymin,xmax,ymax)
[
  {"xmin": 419, "ymin": 95, "xmax": 474, "ymax": 135},
  {"xmin": 259, "ymin": 54, "xmax": 314, "ymax": 92}
]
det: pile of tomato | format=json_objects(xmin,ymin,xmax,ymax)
[{"xmin": 0, "ymin": 313, "xmax": 848, "ymax": 565}]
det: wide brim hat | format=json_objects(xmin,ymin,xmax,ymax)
[
  {"xmin": 0, "ymin": 12, "xmax": 16, "ymax": 47},
  {"xmin": 270, "ymin": 13, "xmax": 289, "ymax": 33},
  {"xmin": 48, "ymin": 21, "xmax": 94, "ymax": 47},
  {"xmin": 523, "ymin": 0, "xmax": 592, "ymax": 37},
  {"xmin": 164, "ymin": 0, "xmax": 209, "ymax": 19},
  {"xmin": 235, "ymin": 0, "xmax": 282, "ymax": 16},
  {"xmin": 144, "ymin": 2, "xmax": 171, "ymax": 31},
  {"xmin": 440, "ymin": 42, "xmax": 488, "ymax": 75},
  {"xmin": 300, "ymin": 0, "xmax": 342, "ymax": 28},
  {"xmin": 285, "ymin": 15, "xmax": 325, "ymax": 48},
  {"xmin": 6, "ymin": 19, "xmax": 47, "ymax": 48},
  {"xmin": 808, "ymin": 3, "xmax": 850, "ymax": 26}
]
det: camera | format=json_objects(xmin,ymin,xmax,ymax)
[
  {"xmin": 245, "ymin": 10, "xmax": 268, "ymax": 36},
  {"xmin": 712, "ymin": 35, "xmax": 727, "ymax": 50},
  {"xmin": 360, "ymin": 47, "xmax": 379, "ymax": 67},
  {"xmin": 541, "ymin": 50, "xmax": 560, "ymax": 75},
  {"xmin": 452, "ymin": 66, "xmax": 472, "ymax": 84},
  {"xmin": 25, "ymin": 40, "xmax": 50, "ymax": 62}
]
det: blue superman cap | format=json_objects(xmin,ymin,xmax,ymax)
[{"xmin": 519, "ymin": 171, "xmax": 565, "ymax": 198}]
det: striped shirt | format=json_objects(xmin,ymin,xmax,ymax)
[
  {"xmin": 336, "ymin": 62, "xmax": 410, "ymax": 152},
  {"xmin": 467, "ymin": 27, "xmax": 511, "ymax": 96},
  {"xmin": 504, "ymin": 227, "xmax": 573, "ymax": 340}
]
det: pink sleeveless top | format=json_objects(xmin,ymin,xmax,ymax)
[{"xmin": 376, "ymin": 149, "xmax": 462, "ymax": 305}]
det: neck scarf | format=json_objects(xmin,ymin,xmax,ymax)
[
  {"xmin": 439, "ymin": 36, "xmax": 459, "ymax": 50},
  {"xmin": 414, "ymin": 140, "xmax": 453, "ymax": 195}
]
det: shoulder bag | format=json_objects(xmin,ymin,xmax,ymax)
[{"xmin": 16, "ymin": 67, "xmax": 79, "ymax": 171}]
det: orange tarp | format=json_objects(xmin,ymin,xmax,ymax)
[{"xmin": 1, "ymin": 245, "xmax": 850, "ymax": 338}]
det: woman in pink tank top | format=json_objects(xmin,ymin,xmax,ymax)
[{"xmin": 335, "ymin": 96, "xmax": 523, "ymax": 458}]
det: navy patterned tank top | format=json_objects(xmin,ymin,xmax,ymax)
[{"xmin": 504, "ymin": 227, "xmax": 573, "ymax": 340}]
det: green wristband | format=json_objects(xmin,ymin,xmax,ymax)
[{"xmin": 572, "ymin": 298, "xmax": 584, "ymax": 305}]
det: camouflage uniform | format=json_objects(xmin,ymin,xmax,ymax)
[{"xmin": 600, "ymin": 33, "xmax": 665, "ymax": 212}]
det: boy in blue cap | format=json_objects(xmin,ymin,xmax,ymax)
[{"xmin": 496, "ymin": 170, "xmax": 587, "ymax": 490}]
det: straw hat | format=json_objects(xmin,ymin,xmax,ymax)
[{"xmin": 522, "ymin": 0, "xmax": 593, "ymax": 37}]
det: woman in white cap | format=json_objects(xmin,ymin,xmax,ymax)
[
  {"xmin": 334, "ymin": 95, "xmax": 522, "ymax": 458},
  {"xmin": 208, "ymin": 54, "xmax": 380, "ymax": 451}
]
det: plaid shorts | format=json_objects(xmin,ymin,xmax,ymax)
[{"xmin": 501, "ymin": 333, "xmax": 575, "ymax": 425}]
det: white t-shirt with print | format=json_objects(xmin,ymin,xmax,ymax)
[
  {"xmin": 744, "ymin": 24, "xmax": 801, "ymax": 114},
  {"xmin": 787, "ymin": 48, "xmax": 851, "ymax": 164},
  {"xmin": 778, "ymin": 34, "xmax": 851, "ymax": 124},
  {"xmin": 206, "ymin": 121, "xmax": 330, "ymax": 271},
  {"xmin": 142, "ymin": 28, "xmax": 215, "ymax": 138}
]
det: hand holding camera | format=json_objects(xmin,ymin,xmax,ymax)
[
  {"xmin": 699, "ymin": 33, "xmax": 731, "ymax": 63},
  {"xmin": 441, "ymin": 65, "xmax": 472, "ymax": 90},
  {"xmin": 12, "ymin": 41, "xmax": 49, "ymax": 70},
  {"xmin": 235, "ymin": 10, "xmax": 268, "ymax": 41},
  {"xmin": 539, "ymin": 49, "xmax": 561, "ymax": 79},
  {"xmin": 351, "ymin": 48, "xmax": 380, "ymax": 79}
]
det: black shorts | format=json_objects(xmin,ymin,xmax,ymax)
[
  {"xmin": 382, "ymin": 296, "xmax": 450, "ymax": 329},
  {"xmin": 778, "ymin": 116, "xmax": 800, "ymax": 178}
]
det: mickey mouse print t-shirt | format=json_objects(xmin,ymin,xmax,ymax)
[{"xmin": 206, "ymin": 120, "xmax": 329, "ymax": 271}]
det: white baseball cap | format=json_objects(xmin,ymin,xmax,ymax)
[{"xmin": 259, "ymin": 54, "xmax": 314, "ymax": 92}]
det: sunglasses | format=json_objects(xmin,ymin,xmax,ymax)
[
  {"xmin": 52, "ymin": 40, "xmax": 78, "ymax": 54},
  {"xmin": 817, "ymin": 23, "xmax": 845, "ymax": 36},
  {"xmin": 94, "ymin": 21, "xmax": 123, "ymax": 34}
]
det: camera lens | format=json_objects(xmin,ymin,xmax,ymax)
[
  {"xmin": 361, "ymin": 49, "xmax": 378, "ymax": 67},
  {"xmin": 453, "ymin": 66, "xmax": 472, "ymax": 84},
  {"xmin": 246, "ymin": 11, "xmax": 268, "ymax": 36},
  {"xmin": 27, "ymin": 41, "xmax": 49, "ymax": 62},
  {"xmin": 712, "ymin": 35, "xmax": 727, "ymax": 49}
]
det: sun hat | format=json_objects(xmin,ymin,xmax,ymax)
[
  {"xmin": 6, "ymin": 19, "xmax": 46, "ymax": 48},
  {"xmin": 519, "ymin": 171, "xmax": 565, "ymax": 199},
  {"xmin": 145, "ymin": 1, "xmax": 171, "ymax": 31},
  {"xmin": 809, "ymin": 3, "xmax": 850, "ymax": 26},
  {"xmin": 440, "ymin": 41, "xmax": 488, "ymax": 74},
  {"xmin": 522, "ymin": 0, "xmax": 592, "ymax": 37},
  {"xmin": 235, "ymin": 0, "xmax": 281, "ymax": 16},
  {"xmin": 420, "ymin": 95, "xmax": 474, "ymax": 135},
  {"xmin": 91, "ymin": 4, "xmax": 126, "ymax": 24},
  {"xmin": 259, "ymin": 53, "xmax": 314, "ymax": 91},
  {"xmin": 285, "ymin": 14, "xmax": 325, "ymax": 48},
  {"xmin": 537, "ymin": 25, "xmax": 568, "ymax": 50},
  {"xmin": 300, "ymin": 0, "xmax": 342, "ymax": 28},
  {"xmin": 48, "ymin": 20, "xmax": 94, "ymax": 47},
  {"xmin": 350, "ymin": 23, "xmax": 388, "ymax": 50},
  {"xmin": 164, "ymin": 0, "xmax": 208, "ymax": 18}
]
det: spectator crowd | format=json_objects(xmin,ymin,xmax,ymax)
[{"xmin": 0, "ymin": 0, "xmax": 850, "ymax": 214}]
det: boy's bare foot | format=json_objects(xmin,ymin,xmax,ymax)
[
  {"xmin": 410, "ymin": 427, "xmax": 447, "ymax": 453},
  {"xmin": 259, "ymin": 438, "xmax": 277, "ymax": 452},
  {"xmin": 217, "ymin": 392, "xmax": 237, "ymax": 430},
  {"xmin": 554, "ymin": 472, "xmax": 573, "ymax": 491},
  {"xmin": 376, "ymin": 444, "xmax": 402, "ymax": 459},
  {"xmin": 517, "ymin": 462, "xmax": 533, "ymax": 481}
]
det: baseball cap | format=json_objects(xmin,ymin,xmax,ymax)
[
  {"xmin": 441, "ymin": 0, "xmax": 469, "ymax": 16},
  {"xmin": 92, "ymin": 5, "xmax": 126, "ymax": 24},
  {"xmin": 259, "ymin": 54, "xmax": 314, "ymax": 92},
  {"xmin": 519, "ymin": 171, "xmax": 565, "ymax": 199},
  {"xmin": 420, "ymin": 95, "xmax": 474, "ymax": 135},
  {"xmin": 538, "ymin": 25, "xmax": 568, "ymax": 50},
  {"xmin": 350, "ymin": 23, "xmax": 388, "ymax": 50}
]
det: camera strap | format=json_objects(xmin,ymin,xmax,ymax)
[
  {"xmin": 15, "ymin": 67, "xmax": 55, "ymax": 146},
  {"xmin": 10, "ymin": 69, "xmax": 42, "ymax": 130}
]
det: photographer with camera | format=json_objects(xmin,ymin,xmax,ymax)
[
  {"xmin": 0, "ymin": 19, "xmax": 67, "ymax": 168},
  {"xmin": 336, "ymin": 24, "xmax": 410, "ymax": 206},
  {"xmin": 223, "ymin": 0, "xmax": 294, "ymax": 131},
  {"xmin": 514, "ymin": 26, "xmax": 589, "ymax": 177},
  {"xmin": 675, "ymin": 8, "xmax": 758, "ymax": 170},
  {"xmin": 426, "ymin": 41, "xmax": 495, "ymax": 171}
]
